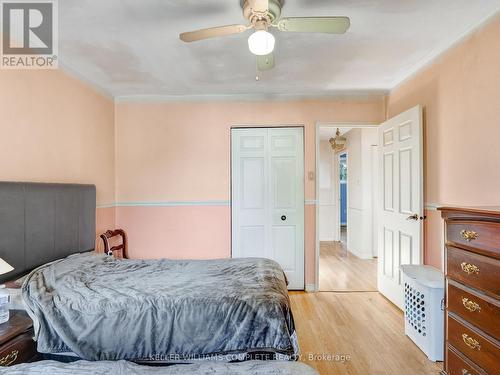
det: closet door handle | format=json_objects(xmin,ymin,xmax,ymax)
[{"xmin": 281, "ymin": 215, "xmax": 287, "ymax": 221}]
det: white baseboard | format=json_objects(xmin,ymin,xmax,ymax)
[
  {"xmin": 354, "ymin": 253, "xmax": 375, "ymax": 260},
  {"xmin": 347, "ymin": 247, "xmax": 373, "ymax": 260},
  {"xmin": 305, "ymin": 283, "xmax": 317, "ymax": 292}
]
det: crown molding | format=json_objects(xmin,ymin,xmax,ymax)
[{"xmin": 114, "ymin": 90, "xmax": 389, "ymax": 103}]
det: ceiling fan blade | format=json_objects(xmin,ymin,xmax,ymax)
[
  {"xmin": 180, "ymin": 24, "xmax": 248, "ymax": 42},
  {"xmin": 257, "ymin": 52, "xmax": 275, "ymax": 71},
  {"xmin": 248, "ymin": 0, "xmax": 269, "ymax": 13},
  {"xmin": 277, "ymin": 17, "xmax": 350, "ymax": 34}
]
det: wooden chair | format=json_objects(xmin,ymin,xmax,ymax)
[{"xmin": 100, "ymin": 229, "xmax": 128, "ymax": 259}]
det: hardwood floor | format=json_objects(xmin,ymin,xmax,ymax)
[
  {"xmin": 319, "ymin": 240, "xmax": 377, "ymax": 291},
  {"xmin": 309, "ymin": 230, "xmax": 440, "ymax": 373},
  {"xmin": 290, "ymin": 291, "xmax": 443, "ymax": 374}
]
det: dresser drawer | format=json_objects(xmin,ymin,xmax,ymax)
[
  {"xmin": 446, "ymin": 345, "xmax": 486, "ymax": 375},
  {"xmin": 0, "ymin": 332, "xmax": 37, "ymax": 367},
  {"xmin": 447, "ymin": 220, "xmax": 500, "ymax": 257},
  {"xmin": 447, "ymin": 247, "xmax": 500, "ymax": 298},
  {"xmin": 448, "ymin": 282, "xmax": 500, "ymax": 340},
  {"xmin": 447, "ymin": 315, "xmax": 500, "ymax": 374}
]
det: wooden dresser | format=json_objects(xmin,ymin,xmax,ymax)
[{"xmin": 439, "ymin": 207, "xmax": 500, "ymax": 375}]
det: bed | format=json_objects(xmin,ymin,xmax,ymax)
[
  {"xmin": 0, "ymin": 359, "xmax": 318, "ymax": 375},
  {"xmin": 0, "ymin": 182, "xmax": 298, "ymax": 363},
  {"xmin": 22, "ymin": 252, "xmax": 298, "ymax": 362}
]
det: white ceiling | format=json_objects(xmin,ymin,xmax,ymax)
[{"xmin": 59, "ymin": 1, "xmax": 500, "ymax": 99}]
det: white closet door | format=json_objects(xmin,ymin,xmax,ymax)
[
  {"xmin": 232, "ymin": 127, "xmax": 304, "ymax": 290},
  {"xmin": 232, "ymin": 128, "xmax": 268, "ymax": 260}
]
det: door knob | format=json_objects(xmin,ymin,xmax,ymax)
[
  {"xmin": 281, "ymin": 215, "xmax": 287, "ymax": 221},
  {"xmin": 407, "ymin": 214, "xmax": 425, "ymax": 221}
]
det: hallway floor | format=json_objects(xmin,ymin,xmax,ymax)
[{"xmin": 319, "ymin": 239, "xmax": 378, "ymax": 292}]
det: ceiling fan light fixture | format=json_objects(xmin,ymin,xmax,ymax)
[{"xmin": 248, "ymin": 30, "xmax": 275, "ymax": 56}]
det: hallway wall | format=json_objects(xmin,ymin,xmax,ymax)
[
  {"xmin": 319, "ymin": 140, "xmax": 336, "ymax": 241},
  {"xmin": 345, "ymin": 128, "xmax": 378, "ymax": 259}
]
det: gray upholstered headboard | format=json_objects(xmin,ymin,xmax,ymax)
[{"xmin": 0, "ymin": 182, "xmax": 96, "ymax": 283}]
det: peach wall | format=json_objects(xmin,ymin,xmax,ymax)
[
  {"xmin": 116, "ymin": 206, "xmax": 230, "ymax": 260},
  {"xmin": 115, "ymin": 99, "xmax": 385, "ymax": 202},
  {"xmin": 304, "ymin": 205, "xmax": 316, "ymax": 284},
  {"xmin": 96, "ymin": 207, "xmax": 116, "ymax": 234},
  {"xmin": 0, "ymin": 69, "xmax": 116, "ymax": 234},
  {"xmin": 115, "ymin": 99, "xmax": 385, "ymax": 284},
  {"xmin": 423, "ymin": 210, "xmax": 443, "ymax": 268},
  {"xmin": 387, "ymin": 14, "xmax": 500, "ymax": 268},
  {"xmin": 0, "ymin": 69, "xmax": 116, "ymax": 205}
]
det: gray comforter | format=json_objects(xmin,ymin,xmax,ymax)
[
  {"xmin": 22, "ymin": 253, "xmax": 298, "ymax": 362},
  {"xmin": 0, "ymin": 360, "xmax": 318, "ymax": 375}
]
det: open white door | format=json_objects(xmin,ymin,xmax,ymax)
[
  {"xmin": 232, "ymin": 127, "xmax": 305, "ymax": 290},
  {"xmin": 377, "ymin": 106, "xmax": 424, "ymax": 309}
]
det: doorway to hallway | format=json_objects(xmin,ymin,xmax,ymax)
[{"xmin": 317, "ymin": 126, "xmax": 378, "ymax": 292}]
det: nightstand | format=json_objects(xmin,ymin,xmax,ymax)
[{"xmin": 0, "ymin": 311, "xmax": 38, "ymax": 367}]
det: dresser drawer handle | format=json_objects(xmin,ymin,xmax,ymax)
[
  {"xmin": 462, "ymin": 297, "xmax": 481, "ymax": 313},
  {"xmin": 460, "ymin": 262, "xmax": 479, "ymax": 275},
  {"xmin": 460, "ymin": 229, "xmax": 478, "ymax": 242},
  {"xmin": 461, "ymin": 369, "xmax": 471, "ymax": 375},
  {"xmin": 462, "ymin": 334, "xmax": 481, "ymax": 351},
  {"xmin": 0, "ymin": 349, "xmax": 19, "ymax": 366}
]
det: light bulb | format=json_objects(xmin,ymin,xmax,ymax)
[{"xmin": 248, "ymin": 30, "xmax": 275, "ymax": 56}]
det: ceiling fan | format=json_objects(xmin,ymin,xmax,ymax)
[{"xmin": 179, "ymin": 0, "xmax": 350, "ymax": 71}]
